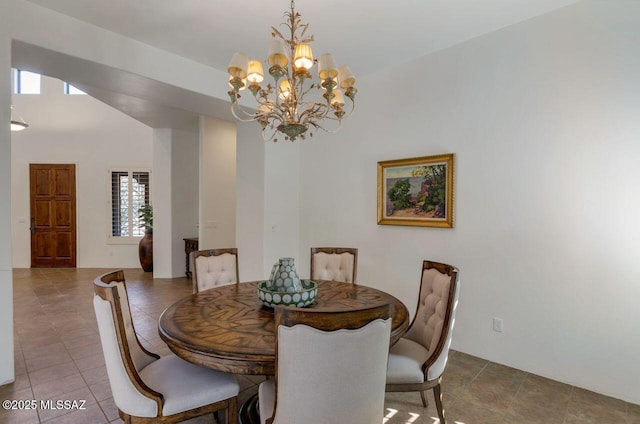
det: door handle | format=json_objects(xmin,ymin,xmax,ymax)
[{"xmin": 30, "ymin": 216, "xmax": 36, "ymax": 234}]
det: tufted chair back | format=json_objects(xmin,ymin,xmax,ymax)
[
  {"xmin": 404, "ymin": 261, "xmax": 459, "ymax": 380},
  {"xmin": 310, "ymin": 247, "xmax": 358, "ymax": 284},
  {"xmin": 191, "ymin": 248, "xmax": 239, "ymax": 293},
  {"xmin": 385, "ymin": 260, "xmax": 459, "ymax": 423}
]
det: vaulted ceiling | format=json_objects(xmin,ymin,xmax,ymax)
[
  {"xmin": 16, "ymin": 0, "xmax": 580, "ymax": 129},
  {"xmin": 24, "ymin": 0, "xmax": 579, "ymax": 77}
]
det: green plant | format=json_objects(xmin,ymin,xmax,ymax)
[
  {"xmin": 138, "ymin": 204, "xmax": 153, "ymax": 234},
  {"xmin": 387, "ymin": 178, "xmax": 413, "ymax": 210}
]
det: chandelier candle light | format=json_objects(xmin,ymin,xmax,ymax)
[{"xmin": 227, "ymin": 0, "xmax": 357, "ymax": 142}]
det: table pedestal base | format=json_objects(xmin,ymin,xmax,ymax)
[{"xmin": 239, "ymin": 393, "xmax": 260, "ymax": 424}]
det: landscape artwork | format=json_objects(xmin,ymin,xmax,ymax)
[{"xmin": 377, "ymin": 154, "xmax": 455, "ymax": 228}]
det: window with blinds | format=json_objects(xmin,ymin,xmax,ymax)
[{"xmin": 110, "ymin": 170, "xmax": 150, "ymax": 239}]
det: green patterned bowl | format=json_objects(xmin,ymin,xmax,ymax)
[{"xmin": 257, "ymin": 279, "xmax": 317, "ymax": 308}]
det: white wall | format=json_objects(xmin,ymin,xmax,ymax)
[
  {"xmin": 264, "ymin": 142, "xmax": 300, "ymax": 277},
  {"xmin": 199, "ymin": 117, "xmax": 236, "ymax": 249},
  {"xmin": 236, "ymin": 123, "xmax": 266, "ymax": 281},
  {"xmin": 296, "ymin": 1, "xmax": 640, "ymax": 403},
  {"xmin": 151, "ymin": 127, "xmax": 200, "ymax": 278},
  {"xmin": 171, "ymin": 127, "xmax": 200, "ymax": 277},
  {"xmin": 11, "ymin": 75, "xmax": 153, "ymax": 268},
  {"xmin": 0, "ymin": 31, "xmax": 15, "ymax": 386},
  {"xmin": 152, "ymin": 129, "xmax": 172, "ymax": 277}
]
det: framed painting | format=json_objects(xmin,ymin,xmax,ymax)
[{"xmin": 377, "ymin": 153, "xmax": 455, "ymax": 228}]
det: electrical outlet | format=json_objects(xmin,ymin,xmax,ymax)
[{"xmin": 493, "ymin": 317, "xmax": 504, "ymax": 333}]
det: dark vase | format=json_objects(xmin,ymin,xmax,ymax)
[{"xmin": 138, "ymin": 231, "xmax": 153, "ymax": 272}]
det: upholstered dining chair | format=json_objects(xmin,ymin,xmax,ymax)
[
  {"xmin": 93, "ymin": 270, "xmax": 239, "ymax": 423},
  {"xmin": 258, "ymin": 303, "xmax": 392, "ymax": 424},
  {"xmin": 385, "ymin": 260, "xmax": 460, "ymax": 424},
  {"xmin": 191, "ymin": 248, "xmax": 239, "ymax": 293},
  {"xmin": 310, "ymin": 247, "xmax": 358, "ymax": 284}
]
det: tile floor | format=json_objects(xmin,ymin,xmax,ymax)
[{"xmin": 1, "ymin": 268, "xmax": 638, "ymax": 424}]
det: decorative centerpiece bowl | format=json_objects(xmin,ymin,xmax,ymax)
[
  {"xmin": 258, "ymin": 257, "xmax": 317, "ymax": 308},
  {"xmin": 257, "ymin": 279, "xmax": 317, "ymax": 308}
]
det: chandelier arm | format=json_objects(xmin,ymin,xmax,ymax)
[
  {"xmin": 267, "ymin": 113, "xmax": 286, "ymax": 127},
  {"xmin": 230, "ymin": 101, "xmax": 271, "ymax": 122},
  {"xmin": 298, "ymin": 81, "xmax": 318, "ymax": 99},
  {"xmin": 339, "ymin": 99, "xmax": 356, "ymax": 119},
  {"xmin": 232, "ymin": 89, "xmax": 291, "ymax": 125},
  {"xmin": 261, "ymin": 127, "xmax": 277, "ymax": 142},
  {"xmin": 310, "ymin": 118, "xmax": 342, "ymax": 134},
  {"xmin": 298, "ymin": 102, "xmax": 328, "ymax": 122},
  {"xmin": 254, "ymin": 90, "xmax": 282, "ymax": 118},
  {"xmin": 301, "ymin": 98, "xmax": 334, "ymax": 120},
  {"xmin": 231, "ymin": 102, "xmax": 282, "ymax": 122}
]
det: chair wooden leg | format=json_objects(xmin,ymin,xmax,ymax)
[
  {"xmin": 227, "ymin": 397, "xmax": 238, "ymax": 424},
  {"xmin": 420, "ymin": 390, "xmax": 428, "ymax": 407},
  {"xmin": 433, "ymin": 383, "xmax": 445, "ymax": 424},
  {"xmin": 119, "ymin": 412, "xmax": 132, "ymax": 424}
]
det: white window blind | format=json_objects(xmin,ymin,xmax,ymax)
[{"xmin": 110, "ymin": 170, "xmax": 150, "ymax": 238}]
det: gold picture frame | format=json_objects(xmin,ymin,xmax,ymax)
[{"xmin": 377, "ymin": 154, "xmax": 455, "ymax": 228}]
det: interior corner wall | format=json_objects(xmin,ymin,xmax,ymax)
[
  {"xmin": 0, "ymin": 32, "xmax": 15, "ymax": 386},
  {"xmin": 199, "ymin": 117, "xmax": 236, "ymax": 250},
  {"xmin": 170, "ymin": 127, "xmax": 199, "ymax": 278},
  {"xmin": 296, "ymin": 2, "xmax": 640, "ymax": 404},
  {"xmin": 152, "ymin": 129, "xmax": 172, "ymax": 278}
]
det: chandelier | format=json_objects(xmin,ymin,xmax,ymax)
[{"xmin": 227, "ymin": 0, "xmax": 357, "ymax": 142}]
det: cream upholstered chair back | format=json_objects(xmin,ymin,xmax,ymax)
[
  {"xmin": 385, "ymin": 260, "xmax": 459, "ymax": 422},
  {"xmin": 93, "ymin": 270, "xmax": 240, "ymax": 423},
  {"xmin": 310, "ymin": 247, "xmax": 357, "ymax": 284},
  {"xmin": 404, "ymin": 261, "xmax": 459, "ymax": 381},
  {"xmin": 93, "ymin": 270, "xmax": 164, "ymax": 417},
  {"xmin": 191, "ymin": 248, "xmax": 239, "ymax": 293},
  {"xmin": 259, "ymin": 304, "xmax": 391, "ymax": 424}
]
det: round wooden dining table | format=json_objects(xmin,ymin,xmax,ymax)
[
  {"xmin": 158, "ymin": 280, "xmax": 410, "ymax": 423},
  {"xmin": 159, "ymin": 280, "xmax": 409, "ymax": 374}
]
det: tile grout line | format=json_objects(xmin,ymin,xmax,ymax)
[
  {"xmin": 560, "ymin": 385, "xmax": 575, "ymax": 424},
  {"xmin": 36, "ymin": 271, "xmax": 105, "ymax": 424}
]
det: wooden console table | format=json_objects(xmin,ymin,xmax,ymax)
[{"xmin": 183, "ymin": 237, "xmax": 199, "ymax": 278}]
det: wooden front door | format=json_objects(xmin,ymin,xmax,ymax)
[{"xmin": 30, "ymin": 164, "xmax": 77, "ymax": 268}]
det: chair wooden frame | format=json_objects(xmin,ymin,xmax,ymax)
[
  {"xmin": 94, "ymin": 270, "xmax": 238, "ymax": 424},
  {"xmin": 264, "ymin": 303, "xmax": 391, "ymax": 424},
  {"xmin": 385, "ymin": 260, "xmax": 459, "ymax": 423},
  {"xmin": 190, "ymin": 248, "xmax": 239, "ymax": 294},
  {"xmin": 310, "ymin": 247, "xmax": 358, "ymax": 284}
]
